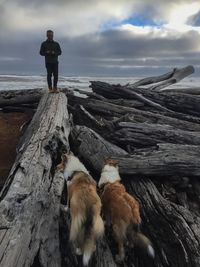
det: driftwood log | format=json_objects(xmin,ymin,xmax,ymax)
[
  {"xmin": 67, "ymin": 94, "xmax": 200, "ymax": 128},
  {"xmin": 90, "ymin": 81, "xmax": 200, "ymax": 117},
  {"xmin": 128, "ymin": 65, "xmax": 194, "ymax": 90},
  {"xmin": 0, "ymin": 88, "xmax": 68, "ymax": 112},
  {"xmin": 0, "ymin": 92, "xmax": 70, "ymax": 267},
  {"xmin": 0, "ymin": 88, "xmax": 44, "ymax": 109}
]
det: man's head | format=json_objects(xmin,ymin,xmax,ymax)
[{"xmin": 46, "ymin": 30, "xmax": 53, "ymax": 41}]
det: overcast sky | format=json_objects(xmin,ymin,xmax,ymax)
[{"xmin": 0, "ymin": 0, "xmax": 200, "ymax": 76}]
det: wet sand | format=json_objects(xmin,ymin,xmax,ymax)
[{"xmin": 0, "ymin": 112, "xmax": 33, "ymax": 188}]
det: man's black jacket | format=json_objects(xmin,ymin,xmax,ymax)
[{"xmin": 40, "ymin": 39, "xmax": 62, "ymax": 63}]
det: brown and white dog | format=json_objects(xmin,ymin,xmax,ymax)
[
  {"xmin": 98, "ymin": 159, "xmax": 155, "ymax": 262},
  {"xmin": 57, "ymin": 152, "xmax": 104, "ymax": 266}
]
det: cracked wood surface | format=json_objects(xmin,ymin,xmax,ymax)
[
  {"xmin": 0, "ymin": 92, "xmax": 70, "ymax": 267},
  {"xmin": 71, "ymin": 125, "xmax": 200, "ymax": 267}
]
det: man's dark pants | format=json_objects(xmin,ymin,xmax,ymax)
[{"xmin": 45, "ymin": 62, "xmax": 58, "ymax": 89}]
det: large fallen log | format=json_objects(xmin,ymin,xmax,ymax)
[
  {"xmin": 90, "ymin": 81, "xmax": 200, "ymax": 117},
  {"xmin": 149, "ymin": 65, "xmax": 194, "ymax": 91},
  {"xmin": 0, "ymin": 92, "xmax": 70, "ymax": 267},
  {"xmin": 127, "ymin": 178, "xmax": 200, "ymax": 267},
  {"xmin": 128, "ymin": 65, "xmax": 194, "ymax": 89},
  {"xmin": 128, "ymin": 68, "xmax": 176, "ymax": 87},
  {"xmin": 114, "ymin": 143, "xmax": 200, "ymax": 177},
  {"xmin": 109, "ymin": 122, "xmax": 200, "ymax": 148},
  {"xmin": 71, "ymin": 126, "xmax": 200, "ymax": 177},
  {"xmin": 159, "ymin": 87, "xmax": 200, "ymax": 94},
  {"xmin": 128, "ymin": 87, "xmax": 200, "ymax": 117},
  {"xmin": 0, "ymin": 88, "xmax": 69, "ymax": 110},
  {"xmin": 71, "ymin": 125, "xmax": 200, "ymax": 267},
  {"xmin": 0, "ymin": 88, "xmax": 44, "ymax": 108},
  {"xmin": 68, "ymin": 94, "xmax": 200, "ymax": 132}
]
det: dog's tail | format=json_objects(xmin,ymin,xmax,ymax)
[
  {"xmin": 69, "ymin": 211, "xmax": 86, "ymax": 243},
  {"xmin": 82, "ymin": 209, "xmax": 104, "ymax": 266},
  {"xmin": 134, "ymin": 232, "xmax": 155, "ymax": 258},
  {"xmin": 129, "ymin": 225, "xmax": 155, "ymax": 259},
  {"xmin": 93, "ymin": 211, "xmax": 104, "ymax": 238}
]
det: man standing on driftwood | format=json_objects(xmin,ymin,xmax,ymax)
[{"xmin": 40, "ymin": 30, "xmax": 62, "ymax": 93}]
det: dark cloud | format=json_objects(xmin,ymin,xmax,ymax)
[
  {"xmin": 62, "ymin": 29, "xmax": 200, "ymax": 59},
  {"xmin": 0, "ymin": 27, "xmax": 199, "ymax": 76},
  {"xmin": 0, "ymin": 0, "xmax": 200, "ymax": 75}
]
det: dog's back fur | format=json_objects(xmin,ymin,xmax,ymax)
[
  {"xmin": 99, "ymin": 159, "xmax": 154, "ymax": 262},
  {"xmin": 69, "ymin": 171, "xmax": 104, "ymax": 252},
  {"xmin": 58, "ymin": 153, "xmax": 104, "ymax": 266},
  {"xmin": 101, "ymin": 181, "xmax": 141, "ymax": 227}
]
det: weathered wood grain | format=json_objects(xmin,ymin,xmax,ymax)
[
  {"xmin": 128, "ymin": 65, "xmax": 194, "ymax": 89},
  {"xmin": 0, "ymin": 92, "xmax": 70, "ymax": 267},
  {"xmin": 90, "ymin": 80, "xmax": 200, "ymax": 117},
  {"xmin": 71, "ymin": 125, "xmax": 200, "ymax": 267}
]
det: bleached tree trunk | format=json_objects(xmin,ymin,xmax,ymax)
[{"xmin": 0, "ymin": 92, "xmax": 70, "ymax": 267}]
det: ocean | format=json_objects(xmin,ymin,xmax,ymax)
[{"xmin": 0, "ymin": 74, "xmax": 199, "ymax": 91}]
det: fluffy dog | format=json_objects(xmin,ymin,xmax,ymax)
[
  {"xmin": 98, "ymin": 159, "xmax": 154, "ymax": 262},
  {"xmin": 57, "ymin": 152, "xmax": 104, "ymax": 266}
]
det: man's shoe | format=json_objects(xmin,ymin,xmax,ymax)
[
  {"xmin": 53, "ymin": 87, "xmax": 60, "ymax": 93},
  {"xmin": 49, "ymin": 88, "xmax": 54, "ymax": 93}
]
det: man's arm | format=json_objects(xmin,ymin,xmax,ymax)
[
  {"xmin": 55, "ymin": 43, "xmax": 62, "ymax": 56},
  {"xmin": 39, "ymin": 42, "xmax": 46, "ymax": 56}
]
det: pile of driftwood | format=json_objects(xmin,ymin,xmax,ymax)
[
  {"xmin": 0, "ymin": 65, "xmax": 199, "ymax": 267},
  {"xmin": 66, "ymin": 65, "xmax": 200, "ymax": 267}
]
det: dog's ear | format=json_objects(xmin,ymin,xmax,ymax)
[
  {"xmin": 103, "ymin": 158, "xmax": 109, "ymax": 166},
  {"xmin": 112, "ymin": 159, "xmax": 119, "ymax": 167},
  {"xmin": 105, "ymin": 158, "xmax": 119, "ymax": 167},
  {"xmin": 61, "ymin": 153, "xmax": 68, "ymax": 162}
]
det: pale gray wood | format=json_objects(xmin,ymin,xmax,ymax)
[
  {"xmin": 68, "ymin": 94, "xmax": 200, "ymax": 132},
  {"xmin": 116, "ymin": 143, "xmax": 200, "ymax": 176},
  {"xmin": 150, "ymin": 65, "xmax": 195, "ymax": 91},
  {"xmin": 71, "ymin": 125, "xmax": 128, "ymax": 173},
  {"xmin": 71, "ymin": 125, "xmax": 200, "ymax": 177},
  {"xmin": 0, "ymin": 92, "xmax": 70, "ymax": 267},
  {"xmin": 127, "ymin": 65, "xmax": 194, "ymax": 90},
  {"xmin": 0, "ymin": 88, "xmax": 44, "ymax": 107},
  {"xmin": 159, "ymin": 87, "xmax": 200, "ymax": 94},
  {"xmin": 0, "ymin": 88, "xmax": 70, "ymax": 109},
  {"xmin": 90, "ymin": 79, "xmax": 200, "ymax": 117},
  {"xmin": 128, "ymin": 68, "xmax": 176, "ymax": 87},
  {"xmin": 110, "ymin": 121, "xmax": 200, "ymax": 147}
]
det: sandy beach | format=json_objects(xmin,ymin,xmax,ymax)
[{"xmin": 0, "ymin": 112, "xmax": 33, "ymax": 188}]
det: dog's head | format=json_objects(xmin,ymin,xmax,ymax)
[
  {"xmin": 61, "ymin": 151, "xmax": 74, "ymax": 164},
  {"xmin": 98, "ymin": 158, "xmax": 121, "ymax": 187},
  {"xmin": 56, "ymin": 151, "xmax": 74, "ymax": 172},
  {"xmin": 103, "ymin": 158, "xmax": 119, "ymax": 169},
  {"xmin": 58, "ymin": 152, "xmax": 90, "ymax": 180}
]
